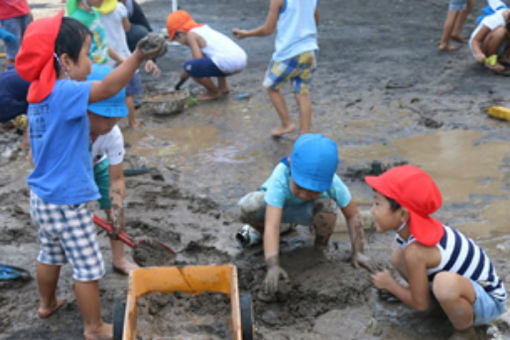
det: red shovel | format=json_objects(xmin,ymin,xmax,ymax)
[{"xmin": 93, "ymin": 215, "xmax": 176, "ymax": 267}]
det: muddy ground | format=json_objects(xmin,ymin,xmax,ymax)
[{"xmin": 2, "ymin": 0, "xmax": 510, "ymax": 339}]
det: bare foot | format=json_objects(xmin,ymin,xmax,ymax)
[
  {"xmin": 196, "ymin": 90, "xmax": 222, "ymax": 101},
  {"xmin": 84, "ymin": 322, "xmax": 113, "ymax": 340},
  {"xmin": 270, "ymin": 123, "xmax": 296, "ymax": 137},
  {"xmin": 448, "ymin": 327, "xmax": 478, "ymax": 340},
  {"xmin": 450, "ymin": 35, "xmax": 467, "ymax": 44},
  {"xmin": 38, "ymin": 298, "xmax": 67, "ymax": 318},
  {"xmin": 439, "ymin": 43, "xmax": 461, "ymax": 51},
  {"xmin": 112, "ymin": 258, "xmax": 140, "ymax": 275},
  {"xmin": 485, "ymin": 62, "xmax": 506, "ymax": 73},
  {"xmin": 219, "ymin": 86, "xmax": 230, "ymax": 94}
]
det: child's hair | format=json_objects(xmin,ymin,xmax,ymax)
[
  {"xmin": 385, "ymin": 195, "xmax": 401, "ymax": 211},
  {"xmin": 53, "ymin": 17, "xmax": 91, "ymax": 76}
]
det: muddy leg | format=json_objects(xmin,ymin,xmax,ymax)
[
  {"xmin": 267, "ymin": 89, "xmax": 296, "ymax": 136},
  {"xmin": 294, "ymin": 92, "xmax": 311, "ymax": 136},
  {"xmin": 37, "ymin": 262, "xmax": 63, "ymax": 318},
  {"xmin": 312, "ymin": 199, "xmax": 337, "ymax": 247}
]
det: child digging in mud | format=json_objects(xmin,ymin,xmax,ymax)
[
  {"xmin": 89, "ymin": 64, "xmax": 139, "ymax": 275},
  {"xmin": 237, "ymin": 134, "xmax": 370, "ymax": 297},
  {"xmin": 166, "ymin": 10, "xmax": 247, "ymax": 101},
  {"xmin": 365, "ymin": 165, "xmax": 507, "ymax": 340},
  {"xmin": 233, "ymin": 0, "xmax": 319, "ymax": 139},
  {"xmin": 15, "ymin": 10, "xmax": 166, "ymax": 340}
]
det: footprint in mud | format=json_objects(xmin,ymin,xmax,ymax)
[{"xmin": 179, "ymin": 241, "xmax": 231, "ymax": 265}]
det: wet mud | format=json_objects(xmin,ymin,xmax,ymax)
[{"xmin": 2, "ymin": 0, "xmax": 510, "ymax": 339}]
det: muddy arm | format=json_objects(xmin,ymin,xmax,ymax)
[
  {"xmin": 264, "ymin": 204, "xmax": 283, "ymax": 263},
  {"xmin": 341, "ymin": 202, "xmax": 364, "ymax": 256}
]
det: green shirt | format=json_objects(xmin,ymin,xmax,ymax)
[{"xmin": 69, "ymin": 8, "xmax": 109, "ymax": 64}]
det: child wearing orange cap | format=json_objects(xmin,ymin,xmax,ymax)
[
  {"xmin": 365, "ymin": 165, "xmax": 506, "ymax": 338},
  {"xmin": 15, "ymin": 10, "xmax": 166, "ymax": 340},
  {"xmin": 233, "ymin": 0, "xmax": 319, "ymax": 139},
  {"xmin": 166, "ymin": 10, "xmax": 247, "ymax": 101}
]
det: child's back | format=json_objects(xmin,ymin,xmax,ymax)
[{"xmin": 273, "ymin": 0, "xmax": 318, "ymax": 61}]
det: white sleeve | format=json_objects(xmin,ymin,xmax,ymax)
[{"xmin": 118, "ymin": 2, "xmax": 128, "ymax": 18}]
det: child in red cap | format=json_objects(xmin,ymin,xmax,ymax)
[
  {"xmin": 365, "ymin": 165, "xmax": 506, "ymax": 338},
  {"xmin": 15, "ymin": 10, "xmax": 165, "ymax": 340}
]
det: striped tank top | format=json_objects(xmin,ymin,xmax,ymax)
[{"xmin": 396, "ymin": 225, "xmax": 507, "ymax": 301}]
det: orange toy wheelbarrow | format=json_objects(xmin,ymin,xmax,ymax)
[{"xmin": 113, "ymin": 265, "xmax": 254, "ymax": 340}]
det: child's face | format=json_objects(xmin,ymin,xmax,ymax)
[
  {"xmin": 290, "ymin": 178, "xmax": 321, "ymax": 201},
  {"xmin": 88, "ymin": 112, "xmax": 121, "ymax": 140},
  {"xmin": 173, "ymin": 31, "xmax": 188, "ymax": 45},
  {"xmin": 370, "ymin": 191, "xmax": 405, "ymax": 233},
  {"xmin": 67, "ymin": 35, "xmax": 93, "ymax": 81}
]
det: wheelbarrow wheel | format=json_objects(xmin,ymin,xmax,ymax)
[
  {"xmin": 240, "ymin": 293, "xmax": 254, "ymax": 340},
  {"xmin": 113, "ymin": 300, "xmax": 126, "ymax": 340}
]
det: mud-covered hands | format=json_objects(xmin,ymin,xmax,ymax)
[
  {"xmin": 145, "ymin": 60, "xmax": 161, "ymax": 77},
  {"xmin": 371, "ymin": 269, "xmax": 395, "ymax": 291},
  {"xmin": 346, "ymin": 213, "xmax": 366, "ymax": 268},
  {"xmin": 136, "ymin": 33, "xmax": 168, "ymax": 60},
  {"xmin": 263, "ymin": 256, "xmax": 289, "ymax": 295}
]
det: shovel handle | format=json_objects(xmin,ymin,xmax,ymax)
[{"xmin": 93, "ymin": 215, "xmax": 135, "ymax": 248}]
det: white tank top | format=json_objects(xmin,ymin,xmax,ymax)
[{"xmin": 190, "ymin": 25, "xmax": 247, "ymax": 74}]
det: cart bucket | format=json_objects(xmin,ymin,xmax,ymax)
[{"xmin": 123, "ymin": 265, "xmax": 242, "ymax": 340}]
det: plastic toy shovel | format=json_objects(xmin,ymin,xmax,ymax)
[{"xmin": 93, "ymin": 215, "xmax": 176, "ymax": 267}]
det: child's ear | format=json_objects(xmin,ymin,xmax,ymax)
[{"xmin": 399, "ymin": 208, "xmax": 410, "ymax": 224}]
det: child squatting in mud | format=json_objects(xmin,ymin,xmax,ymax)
[
  {"xmin": 238, "ymin": 134, "xmax": 370, "ymax": 296},
  {"xmin": 365, "ymin": 165, "xmax": 507, "ymax": 339},
  {"xmin": 15, "ymin": 10, "xmax": 166, "ymax": 340}
]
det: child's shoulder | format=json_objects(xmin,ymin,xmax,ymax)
[{"xmin": 404, "ymin": 240, "xmax": 441, "ymax": 268}]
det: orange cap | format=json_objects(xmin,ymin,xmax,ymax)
[
  {"xmin": 15, "ymin": 10, "xmax": 64, "ymax": 103},
  {"xmin": 166, "ymin": 10, "xmax": 203, "ymax": 41}
]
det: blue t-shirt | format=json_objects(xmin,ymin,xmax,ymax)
[
  {"xmin": 260, "ymin": 162, "xmax": 352, "ymax": 209},
  {"xmin": 27, "ymin": 79, "xmax": 100, "ymax": 205}
]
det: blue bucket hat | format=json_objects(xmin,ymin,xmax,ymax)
[
  {"xmin": 290, "ymin": 134, "xmax": 339, "ymax": 192},
  {"xmin": 87, "ymin": 63, "xmax": 128, "ymax": 118}
]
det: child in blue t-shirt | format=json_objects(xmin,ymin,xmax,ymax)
[
  {"xmin": 15, "ymin": 11, "xmax": 166, "ymax": 340},
  {"xmin": 238, "ymin": 134, "xmax": 369, "ymax": 296}
]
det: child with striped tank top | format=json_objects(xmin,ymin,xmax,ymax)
[{"xmin": 365, "ymin": 165, "xmax": 506, "ymax": 339}]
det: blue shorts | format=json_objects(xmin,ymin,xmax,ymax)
[
  {"xmin": 94, "ymin": 158, "xmax": 110, "ymax": 210},
  {"xmin": 126, "ymin": 72, "xmax": 143, "ymax": 96},
  {"xmin": 30, "ymin": 191, "xmax": 105, "ymax": 282},
  {"xmin": 449, "ymin": 0, "xmax": 468, "ymax": 11},
  {"xmin": 183, "ymin": 57, "xmax": 226, "ymax": 78},
  {"xmin": 262, "ymin": 50, "xmax": 317, "ymax": 95},
  {"xmin": 471, "ymin": 280, "xmax": 506, "ymax": 326},
  {"xmin": 0, "ymin": 14, "xmax": 31, "ymax": 60}
]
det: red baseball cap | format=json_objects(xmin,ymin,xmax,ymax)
[
  {"xmin": 166, "ymin": 10, "xmax": 203, "ymax": 41},
  {"xmin": 365, "ymin": 165, "xmax": 444, "ymax": 246},
  {"xmin": 15, "ymin": 9, "xmax": 64, "ymax": 103}
]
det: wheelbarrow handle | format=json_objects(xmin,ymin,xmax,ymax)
[{"xmin": 93, "ymin": 215, "xmax": 135, "ymax": 248}]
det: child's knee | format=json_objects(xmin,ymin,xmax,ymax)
[
  {"xmin": 238, "ymin": 191, "xmax": 265, "ymax": 225},
  {"xmin": 432, "ymin": 272, "xmax": 459, "ymax": 302}
]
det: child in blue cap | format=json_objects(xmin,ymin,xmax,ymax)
[
  {"xmin": 238, "ymin": 134, "xmax": 369, "ymax": 295},
  {"xmin": 88, "ymin": 63, "xmax": 139, "ymax": 275}
]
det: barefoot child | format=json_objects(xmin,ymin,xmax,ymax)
[
  {"xmin": 439, "ymin": 0, "xmax": 475, "ymax": 51},
  {"xmin": 233, "ymin": 0, "xmax": 319, "ymax": 138},
  {"xmin": 89, "ymin": 64, "xmax": 138, "ymax": 274},
  {"xmin": 237, "ymin": 134, "xmax": 369, "ymax": 296},
  {"xmin": 365, "ymin": 165, "xmax": 506, "ymax": 338},
  {"xmin": 15, "ymin": 11, "xmax": 165, "ymax": 339},
  {"xmin": 166, "ymin": 10, "xmax": 247, "ymax": 101}
]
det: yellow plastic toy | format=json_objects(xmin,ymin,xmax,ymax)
[
  {"xmin": 485, "ymin": 54, "xmax": 498, "ymax": 67},
  {"xmin": 488, "ymin": 106, "xmax": 510, "ymax": 121}
]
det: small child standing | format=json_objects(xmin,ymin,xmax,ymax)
[
  {"xmin": 439, "ymin": 0, "xmax": 475, "ymax": 51},
  {"xmin": 238, "ymin": 134, "xmax": 369, "ymax": 296},
  {"xmin": 166, "ymin": 10, "xmax": 247, "ymax": 101},
  {"xmin": 99, "ymin": 0, "xmax": 161, "ymax": 128},
  {"xmin": 365, "ymin": 165, "xmax": 506, "ymax": 338},
  {"xmin": 15, "ymin": 10, "xmax": 165, "ymax": 339},
  {"xmin": 0, "ymin": 0, "xmax": 32, "ymax": 67},
  {"xmin": 233, "ymin": 0, "xmax": 319, "ymax": 138}
]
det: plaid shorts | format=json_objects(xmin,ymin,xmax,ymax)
[
  {"xmin": 30, "ymin": 191, "xmax": 105, "ymax": 281},
  {"xmin": 262, "ymin": 50, "xmax": 317, "ymax": 95}
]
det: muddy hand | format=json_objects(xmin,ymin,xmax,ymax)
[
  {"xmin": 263, "ymin": 257, "xmax": 289, "ymax": 295},
  {"xmin": 136, "ymin": 33, "xmax": 168, "ymax": 60},
  {"xmin": 353, "ymin": 252, "xmax": 377, "ymax": 273},
  {"xmin": 111, "ymin": 204, "xmax": 125, "ymax": 239}
]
